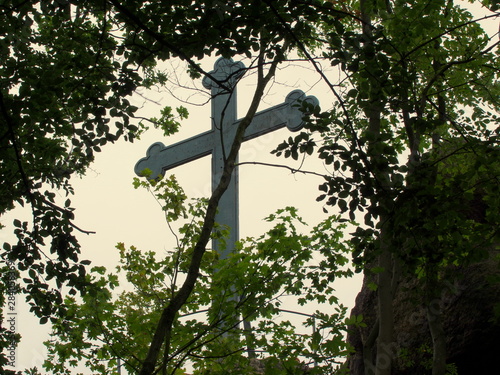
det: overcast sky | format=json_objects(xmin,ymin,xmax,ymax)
[
  {"xmin": 2, "ymin": 55, "xmax": 363, "ymax": 371},
  {"xmin": 2, "ymin": 3, "xmax": 498, "ymax": 371}
]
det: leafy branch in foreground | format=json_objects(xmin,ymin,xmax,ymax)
[
  {"xmin": 43, "ymin": 176, "xmax": 357, "ymax": 374},
  {"xmin": 270, "ymin": 1, "xmax": 499, "ymax": 374}
]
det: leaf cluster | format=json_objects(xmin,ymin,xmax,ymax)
[
  {"xmin": 43, "ymin": 178, "xmax": 355, "ymax": 373},
  {"xmin": 274, "ymin": 0, "xmax": 500, "ymax": 269},
  {"xmin": 0, "ymin": 1, "xmax": 152, "ymax": 350}
]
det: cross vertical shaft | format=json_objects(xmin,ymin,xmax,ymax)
[{"xmin": 202, "ymin": 58, "xmax": 245, "ymax": 260}]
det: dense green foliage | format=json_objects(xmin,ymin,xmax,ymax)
[
  {"xmin": 1, "ymin": 1, "xmax": 144, "ymax": 369},
  {"xmin": 1, "ymin": 0, "xmax": 499, "ymax": 374},
  {"xmin": 274, "ymin": 1, "xmax": 500, "ymax": 374},
  {"xmin": 44, "ymin": 177, "xmax": 354, "ymax": 374}
]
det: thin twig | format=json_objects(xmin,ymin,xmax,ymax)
[{"xmin": 237, "ymin": 161, "xmax": 328, "ymax": 179}]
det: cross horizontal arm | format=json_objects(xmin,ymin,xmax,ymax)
[
  {"xmin": 241, "ymin": 89, "xmax": 319, "ymax": 141},
  {"xmin": 134, "ymin": 89, "xmax": 319, "ymax": 180},
  {"xmin": 134, "ymin": 130, "xmax": 215, "ymax": 179}
]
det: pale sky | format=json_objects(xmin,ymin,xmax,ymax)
[
  {"xmin": 3, "ymin": 2, "xmax": 498, "ymax": 371},
  {"xmin": 2, "ymin": 56, "xmax": 363, "ymax": 372}
]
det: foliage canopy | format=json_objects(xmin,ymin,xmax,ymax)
[{"xmin": 1, "ymin": 0, "xmax": 499, "ymax": 374}]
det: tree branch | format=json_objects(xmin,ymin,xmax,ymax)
[
  {"xmin": 237, "ymin": 160, "xmax": 328, "ymax": 179},
  {"xmin": 138, "ymin": 47, "xmax": 283, "ymax": 374},
  {"xmin": 107, "ymin": 0, "xmax": 233, "ymax": 92}
]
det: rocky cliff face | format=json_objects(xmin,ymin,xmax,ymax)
[{"xmin": 346, "ymin": 255, "xmax": 500, "ymax": 374}]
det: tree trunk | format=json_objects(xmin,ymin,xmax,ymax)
[
  {"xmin": 138, "ymin": 50, "xmax": 281, "ymax": 374},
  {"xmin": 426, "ymin": 271, "xmax": 447, "ymax": 375},
  {"xmin": 375, "ymin": 246, "xmax": 395, "ymax": 375},
  {"xmin": 359, "ymin": 1, "xmax": 396, "ymax": 372}
]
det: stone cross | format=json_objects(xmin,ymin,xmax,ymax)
[{"xmin": 135, "ymin": 58, "xmax": 319, "ymax": 259}]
